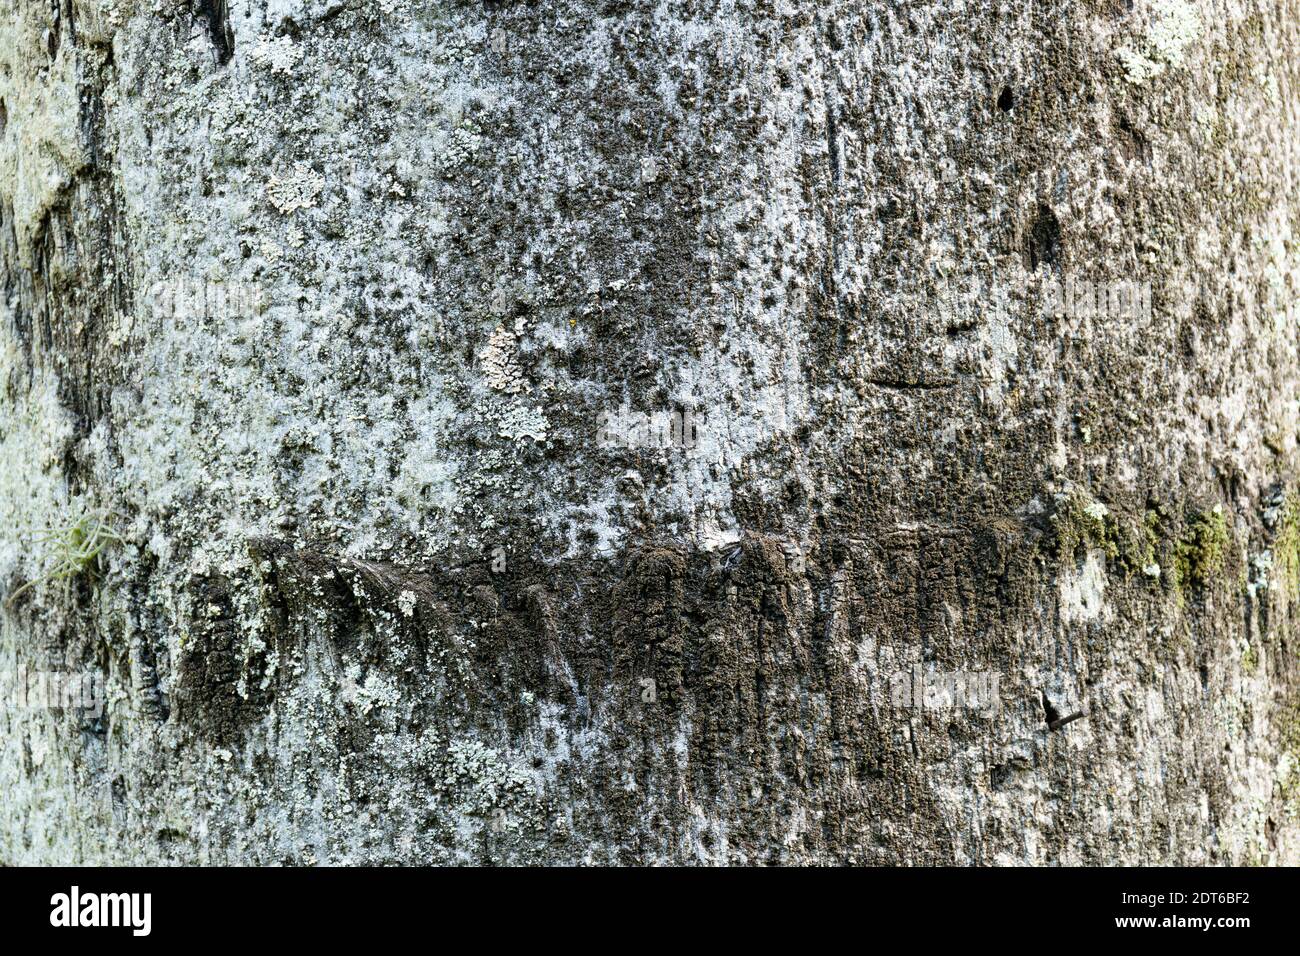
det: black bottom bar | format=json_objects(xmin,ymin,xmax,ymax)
[{"xmin": 0, "ymin": 866, "xmax": 1278, "ymax": 942}]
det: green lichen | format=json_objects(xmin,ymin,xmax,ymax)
[
  {"xmin": 1173, "ymin": 506, "xmax": 1230, "ymax": 592},
  {"xmin": 1049, "ymin": 491, "xmax": 1115, "ymax": 560},
  {"xmin": 1048, "ymin": 491, "xmax": 1160, "ymax": 581},
  {"xmin": 1114, "ymin": 506, "xmax": 1163, "ymax": 580},
  {"xmin": 1050, "ymin": 494, "xmax": 1238, "ymax": 594},
  {"xmin": 1269, "ymin": 492, "xmax": 1300, "ymax": 598}
]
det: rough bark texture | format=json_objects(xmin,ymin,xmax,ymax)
[{"xmin": 2, "ymin": 0, "xmax": 1299, "ymax": 864}]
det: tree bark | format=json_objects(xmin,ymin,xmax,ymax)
[{"xmin": 2, "ymin": 0, "xmax": 1299, "ymax": 864}]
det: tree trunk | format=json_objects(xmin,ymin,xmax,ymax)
[{"xmin": 2, "ymin": 0, "xmax": 1298, "ymax": 864}]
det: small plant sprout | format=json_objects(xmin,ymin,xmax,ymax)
[{"xmin": 5, "ymin": 507, "xmax": 122, "ymax": 607}]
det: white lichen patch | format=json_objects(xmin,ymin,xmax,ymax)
[
  {"xmin": 1059, "ymin": 551, "xmax": 1110, "ymax": 625},
  {"xmin": 437, "ymin": 122, "xmax": 483, "ymax": 173},
  {"xmin": 1115, "ymin": 0, "xmax": 1202, "ymax": 84},
  {"xmin": 106, "ymin": 310, "xmax": 135, "ymax": 349},
  {"xmin": 397, "ymin": 589, "xmax": 417, "ymax": 618},
  {"xmin": 441, "ymin": 739, "xmax": 538, "ymax": 818},
  {"xmin": 479, "ymin": 321, "xmax": 549, "ymax": 443},
  {"xmin": 481, "ymin": 323, "xmax": 529, "ymax": 395},
  {"xmin": 266, "ymin": 164, "xmax": 325, "ymax": 215},
  {"xmin": 494, "ymin": 403, "xmax": 549, "ymax": 443},
  {"xmin": 249, "ymin": 34, "xmax": 303, "ymax": 76},
  {"xmin": 1083, "ymin": 501, "xmax": 1110, "ymax": 522},
  {"xmin": 351, "ymin": 668, "xmax": 401, "ymax": 717}
]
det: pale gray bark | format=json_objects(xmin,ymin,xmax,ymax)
[{"xmin": 1, "ymin": 0, "xmax": 1299, "ymax": 864}]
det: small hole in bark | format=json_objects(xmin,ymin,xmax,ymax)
[
  {"xmin": 827, "ymin": 20, "xmax": 844, "ymax": 51},
  {"xmin": 997, "ymin": 85, "xmax": 1014, "ymax": 112},
  {"xmin": 1040, "ymin": 690, "xmax": 1060, "ymax": 725},
  {"xmin": 196, "ymin": 0, "xmax": 235, "ymax": 65},
  {"xmin": 274, "ymin": 16, "xmax": 301, "ymax": 39},
  {"xmin": 0, "ymin": 100, "xmax": 7, "ymax": 137}
]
